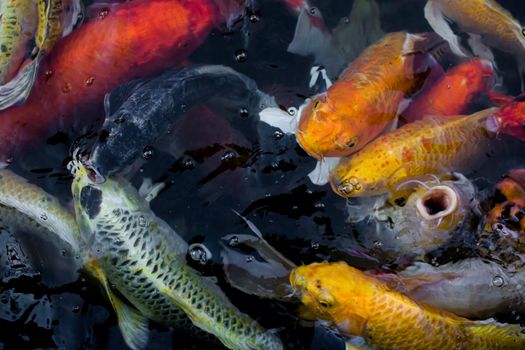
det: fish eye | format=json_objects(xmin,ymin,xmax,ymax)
[
  {"xmin": 346, "ymin": 137, "xmax": 359, "ymax": 149},
  {"xmin": 313, "ymin": 100, "xmax": 320, "ymax": 109},
  {"xmin": 522, "ymin": 28, "xmax": 525, "ymax": 37}
]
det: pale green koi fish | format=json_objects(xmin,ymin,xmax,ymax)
[{"xmin": 71, "ymin": 163, "xmax": 283, "ymax": 350}]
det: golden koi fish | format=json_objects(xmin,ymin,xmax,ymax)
[
  {"xmin": 330, "ymin": 108, "xmax": 497, "ymax": 198},
  {"xmin": 291, "ymin": 261, "xmax": 525, "ymax": 350},
  {"xmin": 425, "ymin": 0, "xmax": 525, "ymax": 86},
  {"xmin": 296, "ymin": 31, "xmax": 446, "ymax": 159}
]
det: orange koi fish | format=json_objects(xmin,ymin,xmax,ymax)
[
  {"xmin": 296, "ymin": 32, "xmax": 446, "ymax": 159},
  {"xmin": 330, "ymin": 108, "xmax": 497, "ymax": 198},
  {"xmin": 291, "ymin": 261, "xmax": 525, "ymax": 350},
  {"xmin": 402, "ymin": 59, "xmax": 494, "ymax": 123},
  {"xmin": 0, "ymin": 0, "xmax": 247, "ymax": 163}
]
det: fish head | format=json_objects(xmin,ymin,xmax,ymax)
[
  {"xmin": 297, "ymin": 94, "xmax": 361, "ymax": 159},
  {"xmin": 329, "ymin": 158, "xmax": 383, "ymax": 198},
  {"xmin": 71, "ymin": 163, "xmax": 148, "ymax": 236},
  {"xmin": 495, "ymin": 100, "xmax": 525, "ymax": 141},
  {"xmin": 290, "ymin": 262, "xmax": 371, "ymax": 326}
]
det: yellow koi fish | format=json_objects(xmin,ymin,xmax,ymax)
[
  {"xmin": 330, "ymin": 108, "xmax": 497, "ymax": 198},
  {"xmin": 291, "ymin": 261, "xmax": 525, "ymax": 350},
  {"xmin": 425, "ymin": 0, "xmax": 525, "ymax": 86}
]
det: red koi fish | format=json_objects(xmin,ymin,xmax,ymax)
[
  {"xmin": 0, "ymin": 0, "xmax": 247, "ymax": 162},
  {"xmin": 402, "ymin": 59, "xmax": 494, "ymax": 123},
  {"xmin": 488, "ymin": 92, "xmax": 525, "ymax": 141}
]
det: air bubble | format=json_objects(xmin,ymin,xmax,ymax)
[
  {"xmin": 72, "ymin": 306, "xmax": 80, "ymax": 313},
  {"xmin": 189, "ymin": 243, "xmax": 212, "ymax": 265},
  {"xmin": 287, "ymin": 107, "xmax": 297, "ymax": 116},
  {"xmin": 246, "ymin": 255, "xmax": 254, "ymax": 263},
  {"xmin": 183, "ymin": 157, "xmax": 195, "ymax": 169},
  {"xmin": 239, "ymin": 107, "xmax": 249, "ymax": 118},
  {"xmin": 311, "ymin": 242, "xmax": 319, "ymax": 250},
  {"xmin": 273, "ymin": 130, "xmax": 284, "ymax": 140},
  {"xmin": 492, "ymin": 275, "xmax": 504, "ymax": 287},
  {"xmin": 235, "ymin": 49, "xmax": 248, "ymax": 63},
  {"xmin": 142, "ymin": 146, "xmax": 154, "ymax": 160},
  {"xmin": 314, "ymin": 202, "xmax": 325, "ymax": 209},
  {"xmin": 40, "ymin": 213, "xmax": 48, "ymax": 221},
  {"xmin": 138, "ymin": 216, "xmax": 147, "ymax": 227}
]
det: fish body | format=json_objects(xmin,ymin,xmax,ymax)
[
  {"xmin": 424, "ymin": 0, "xmax": 525, "ymax": 86},
  {"xmin": 0, "ymin": 168, "xmax": 80, "ymax": 251},
  {"xmin": 71, "ymin": 165, "xmax": 282, "ymax": 350},
  {"xmin": 296, "ymin": 32, "xmax": 446, "ymax": 159},
  {"xmin": 85, "ymin": 64, "xmax": 275, "ymax": 182},
  {"xmin": 492, "ymin": 98, "xmax": 525, "ymax": 141},
  {"xmin": 402, "ymin": 59, "xmax": 494, "ymax": 123},
  {"xmin": 0, "ymin": 0, "xmax": 38, "ymax": 84},
  {"xmin": 369, "ymin": 174, "xmax": 478, "ymax": 259},
  {"xmin": 291, "ymin": 261, "xmax": 525, "ymax": 350},
  {"xmin": 0, "ymin": 0, "xmax": 82, "ymax": 109},
  {"xmin": 330, "ymin": 108, "xmax": 497, "ymax": 198},
  {"xmin": 380, "ymin": 258, "xmax": 525, "ymax": 319},
  {"xmin": 0, "ymin": 0, "xmax": 243, "ymax": 162}
]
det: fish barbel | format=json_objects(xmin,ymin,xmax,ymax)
[
  {"xmin": 330, "ymin": 108, "xmax": 497, "ymax": 198},
  {"xmin": 425, "ymin": 0, "xmax": 525, "ymax": 86},
  {"xmin": 296, "ymin": 31, "xmax": 446, "ymax": 159},
  {"xmin": 291, "ymin": 261, "xmax": 525, "ymax": 349},
  {"xmin": 71, "ymin": 164, "xmax": 283, "ymax": 350}
]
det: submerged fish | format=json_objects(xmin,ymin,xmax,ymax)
[
  {"xmin": 0, "ymin": 0, "xmax": 247, "ymax": 162},
  {"xmin": 291, "ymin": 261, "xmax": 525, "ymax": 349},
  {"xmin": 330, "ymin": 108, "xmax": 498, "ymax": 198},
  {"xmin": 424, "ymin": 0, "xmax": 525, "ymax": 86},
  {"xmin": 71, "ymin": 163, "xmax": 283, "ymax": 350},
  {"xmin": 378, "ymin": 258, "xmax": 525, "ymax": 320},
  {"xmin": 367, "ymin": 173, "xmax": 478, "ymax": 259},
  {"xmin": 296, "ymin": 32, "xmax": 446, "ymax": 159},
  {"xmin": 489, "ymin": 94, "xmax": 525, "ymax": 141},
  {"xmin": 84, "ymin": 64, "xmax": 275, "ymax": 182},
  {"xmin": 0, "ymin": 0, "xmax": 82, "ymax": 109},
  {"xmin": 402, "ymin": 59, "xmax": 495, "ymax": 123}
]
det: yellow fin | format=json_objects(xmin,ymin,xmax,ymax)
[
  {"xmin": 337, "ymin": 314, "xmax": 367, "ymax": 337},
  {"xmin": 85, "ymin": 261, "xmax": 150, "ymax": 350}
]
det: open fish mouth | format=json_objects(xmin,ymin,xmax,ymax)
[{"xmin": 416, "ymin": 185, "xmax": 458, "ymax": 220}]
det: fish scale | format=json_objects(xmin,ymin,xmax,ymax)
[
  {"xmin": 330, "ymin": 108, "xmax": 497, "ymax": 197},
  {"xmin": 72, "ymin": 165, "xmax": 283, "ymax": 350}
]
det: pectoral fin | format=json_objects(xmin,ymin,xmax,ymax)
[
  {"xmin": 85, "ymin": 260, "xmax": 150, "ymax": 350},
  {"xmin": 336, "ymin": 314, "xmax": 367, "ymax": 337},
  {"xmin": 0, "ymin": 58, "xmax": 40, "ymax": 110},
  {"xmin": 308, "ymin": 157, "xmax": 340, "ymax": 186}
]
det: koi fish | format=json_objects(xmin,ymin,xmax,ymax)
[
  {"xmin": 83, "ymin": 65, "xmax": 275, "ymax": 182},
  {"xmin": 71, "ymin": 163, "xmax": 283, "ymax": 350},
  {"xmin": 291, "ymin": 261, "xmax": 525, "ymax": 350},
  {"xmin": 296, "ymin": 32, "xmax": 446, "ymax": 160},
  {"xmin": 0, "ymin": 0, "xmax": 247, "ymax": 162},
  {"xmin": 0, "ymin": 0, "xmax": 83, "ymax": 109},
  {"xmin": 377, "ymin": 258, "xmax": 525, "ymax": 320},
  {"xmin": 330, "ymin": 108, "xmax": 498, "ymax": 198},
  {"xmin": 488, "ymin": 93, "xmax": 525, "ymax": 141},
  {"xmin": 424, "ymin": 0, "xmax": 525, "ymax": 87},
  {"xmin": 367, "ymin": 173, "xmax": 478, "ymax": 259},
  {"xmin": 402, "ymin": 59, "xmax": 495, "ymax": 123}
]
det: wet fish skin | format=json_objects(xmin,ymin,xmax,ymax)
[
  {"xmin": 0, "ymin": 168, "xmax": 80, "ymax": 251},
  {"xmin": 402, "ymin": 59, "xmax": 495, "ymax": 123},
  {"xmin": 296, "ymin": 31, "xmax": 446, "ymax": 159},
  {"xmin": 0, "ymin": 0, "xmax": 39, "ymax": 83},
  {"xmin": 0, "ymin": 0, "xmax": 247, "ymax": 162},
  {"xmin": 71, "ymin": 165, "xmax": 283, "ymax": 350},
  {"xmin": 86, "ymin": 64, "xmax": 275, "ymax": 182},
  {"xmin": 291, "ymin": 261, "xmax": 525, "ymax": 350},
  {"xmin": 330, "ymin": 108, "xmax": 497, "ymax": 198}
]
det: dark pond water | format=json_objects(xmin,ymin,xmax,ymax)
[{"xmin": 2, "ymin": 0, "xmax": 525, "ymax": 349}]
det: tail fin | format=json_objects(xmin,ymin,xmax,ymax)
[
  {"xmin": 0, "ymin": 57, "xmax": 40, "ymax": 110},
  {"xmin": 287, "ymin": 6, "xmax": 331, "ymax": 57}
]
